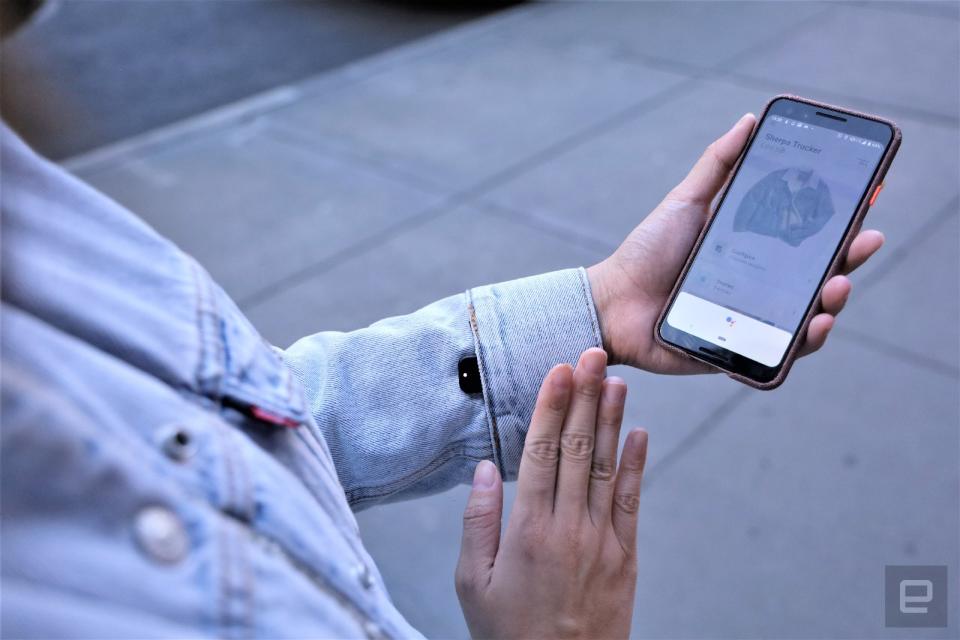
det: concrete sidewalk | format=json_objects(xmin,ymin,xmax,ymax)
[{"xmin": 65, "ymin": 2, "xmax": 959, "ymax": 637}]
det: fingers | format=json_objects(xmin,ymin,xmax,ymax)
[
  {"xmin": 798, "ymin": 271, "xmax": 853, "ymax": 357},
  {"xmin": 820, "ymin": 275, "xmax": 852, "ymax": 316},
  {"xmin": 611, "ymin": 429, "xmax": 649, "ymax": 556},
  {"xmin": 456, "ymin": 461, "xmax": 503, "ymax": 598},
  {"xmin": 668, "ymin": 113, "xmax": 756, "ymax": 206},
  {"xmin": 555, "ymin": 348, "xmax": 607, "ymax": 519},
  {"xmin": 515, "ymin": 364, "xmax": 573, "ymax": 512},
  {"xmin": 797, "ymin": 229, "xmax": 883, "ymax": 358},
  {"xmin": 588, "ymin": 377, "xmax": 627, "ymax": 526},
  {"xmin": 798, "ymin": 313, "xmax": 835, "ymax": 357},
  {"xmin": 842, "ymin": 229, "xmax": 885, "ymax": 274}
]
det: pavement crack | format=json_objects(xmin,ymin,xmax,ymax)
[
  {"xmin": 833, "ymin": 326, "xmax": 960, "ymax": 380},
  {"xmin": 479, "ymin": 199, "xmax": 618, "ymax": 257},
  {"xmin": 857, "ymin": 194, "xmax": 959, "ymax": 291},
  {"xmin": 642, "ymin": 386, "xmax": 752, "ymax": 490}
]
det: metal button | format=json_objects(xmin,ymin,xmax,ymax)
[
  {"xmin": 362, "ymin": 620, "xmax": 387, "ymax": 640},
  {"xmin": 133, "ymin": 506, "xmax": 189, "ymax": 564},
  {"xmin": 160, "ymin": 425, "xmax": 197, "ymax": 462},
  {"xmin": 355, "ymin": 562, "xmax": 374, "ymax": 590}
]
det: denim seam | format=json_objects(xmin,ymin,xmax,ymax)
[
  {"xmin": 207, "ymin": 272, "xmax": 226, "ymax": 400},
  {"xmin": 231, "ymin": 520, "xmax": 381, "ymax": 637},
  {"xmin": 241, "ymin": 520, "xmax": 254, "ymax": 639},
  {"xmin": 1, "ymin": 315, "xmax": 213, "ymax": 494},
  {"xmin": 345, "ymin": 444, "xmax": 490, "ymax": 505},
  {"xmin": 228, "ymin": 429, "xmax": 255, "ymax": 636},
  {"xmin": 488, "ymin": 287, "xmax": 520, "ymax": 429},
  {"xmin": 285, "ymin": 354, "xmax": 332, "ymax": 431},
  {"xmin": 290, "ymin": 430, "xmax": 368, "ymax": 551},
  {"xmin": 188, "ymin": 260, "xmax": 209, "ymax": 394},
  {"xmin": 294, "ymin": 427, "xmax": 342, "ymax": 490},
  {"xmin": 200, "ymin": 269, "xmax": 302, "ymax": 420},
  {"xmin": 288, "ymin": 429, "xmax": 368, "ymax": 537},
  {"xmin": 348, "ymin": 456, "xmax": 489, "ymax": 509},
  {"xmin": 295, "ymin": 417, "xmax": 345, "ymax": 490},
  {"xmin": 576, "ymin": 266, "xmax": 604, "ymax": 349},
  {"xmin": 213, "ymin": 421, "xmax": 234, "ymax": 515},
  {"xmin": 195, "ymin": 261, "xmax": 226, "ymax": 400},
  {"xmin": 216, "ymin": 487, "xmax": 232, "ymax": 638},
  {"xmin": 214, "ymin": 422, "xmax": 249, "ymax": 639},
  {"xmin": 465, "ymin": 292, "xmax": 506, "ymax": 478},
  {"xmin": 280, "ymin": 354, "xmax": 302, "ymax": 413},
  {"xmin": 346, "ymin": 443, "xmax": 490, "ymax": 501}
]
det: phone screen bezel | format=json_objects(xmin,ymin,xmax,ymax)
[{"xmin": 657, "ymin": 97, "xmax": 896, "ymax": 384}]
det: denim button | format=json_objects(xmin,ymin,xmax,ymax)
[
  {"xmin": 160, "ymin": 426, "xmax": 197, "ymax": 462},
  {"xmin": 362, "ymin": 620, "xmax": 386, "ymax": 640},
  {"xmin": 355, "ymin": 562, "xmax": 374, "ymax": 589},
  {"xmin": 133, "ymin": 506, "xmax": 188, "ymax": 564}
]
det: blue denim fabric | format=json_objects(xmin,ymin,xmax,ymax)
[{"xmin": 0, "ymin": 123, "xmax": 602, "ymax": 638}]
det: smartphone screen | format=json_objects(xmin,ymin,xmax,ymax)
[{"xmin": 658, "ymin": 97, "xmax": 895, "ymax": 383}]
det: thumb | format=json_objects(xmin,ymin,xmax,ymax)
[
  {"xmin": 455, "ymin": 460, "xmax": 502, "ymax": 597},
  {"xmin": 668, "ymin": 112, "xmax": 756, "ymax": 206}
]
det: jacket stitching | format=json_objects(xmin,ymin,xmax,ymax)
[
  {"xmin": 466, "ymin": 296, "xmax": 505, "ymax": 478},
  {"xmin": 576, "ymin": 267, "xmax": 604, "ymax": 350},
  {"xmin": 345, "ymin": 445, "xmax": 489, "ymax": 506}
]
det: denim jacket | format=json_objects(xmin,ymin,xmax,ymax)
[{"xmin": 0, "ymin": 123, "xmax": 602, "ymax": 639}]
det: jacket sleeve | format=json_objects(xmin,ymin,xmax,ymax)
[{"xmin": 281, "ymin": 268, "xmax": 602, "ymax": 510}]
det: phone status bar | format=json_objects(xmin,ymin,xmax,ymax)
[
  {"xmin": 769, "ymin": 114, "xmax": 883, "ymax": 149},
  {"xmin": 770, "ymin": 115, "xmax": 814, "ymax": 130},
  {"xmin": 834, "ymin": 132, "xmax": 884, "ymax": 149}
]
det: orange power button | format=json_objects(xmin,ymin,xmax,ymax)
[{"xmin": 869, "ymin": 183, "xmax": 884, "ymax": 206}]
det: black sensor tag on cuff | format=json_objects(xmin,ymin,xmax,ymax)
[{"xmin": 458, "ymin": 356, "xmax": 483, "ymax": 395}]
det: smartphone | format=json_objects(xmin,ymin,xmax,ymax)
[{"xmin": 656, "ymin": 95, "xmax": 901, "ymax": 390}]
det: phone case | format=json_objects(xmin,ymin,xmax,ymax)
[{"xmin": 654, "ymin": 94, "xmax": 902, "ymax": 390}]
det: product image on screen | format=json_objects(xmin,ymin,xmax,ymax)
[{"xmin": 666, "ymin": 111, "xmax": 887, "ymax": 367}]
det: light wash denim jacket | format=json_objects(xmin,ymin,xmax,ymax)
[{"xmin": 0, "ymin": 123, "xmax": 603, "ymax": 639}]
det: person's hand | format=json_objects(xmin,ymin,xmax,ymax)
[
  {"xmin": 586, "ymin": 113, "xmax": 887, "ymax": 373},
  {"xmin": 456, "ymin": 348, "xmax": 647, "ymax": 640}
]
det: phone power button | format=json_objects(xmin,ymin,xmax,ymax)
[{"xmin": 869, "ymin": 183, "xmax": 884, "ymax": 206}]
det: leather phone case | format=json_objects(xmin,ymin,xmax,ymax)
[{"xmin": 654, "ymin": 94, "xmax": 903, "ymax": 390}]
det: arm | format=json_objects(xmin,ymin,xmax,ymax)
[
  {"xmin": 282, "ymin": 269, "xmax": 602, "ymax": 509},
  {"xmin": 284, "ymin": 113, "xmax": 884, "ymax": 512},
  {"xmin": 453, "ymin": 115, "xmax": 887, "ymax": 639}
]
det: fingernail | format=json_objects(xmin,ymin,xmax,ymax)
[
  {"xmin": 731, "ymin": 113, "xmax": 754, "ymax": 131},
  {"xmin": 603, "ymin": 377, "xmax": 627, "ymax": 401},
  {"xmin": 473, "ymin": 460, "xmax": 497, "ymax": 489},
  {"xmin": 629, "ymin": 428, "xmax": 649, "ymax": 449},
  {"xmin": 551, "ymin": 364, "xmax": 572, "ymax": 390},
  {"xmin": 582, "ymin": 349, "xmax": 607, "ymax": 376}
]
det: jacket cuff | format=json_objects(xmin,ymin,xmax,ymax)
[{"xmin": 466, "ymin": 267, "xmax": 603, "ymax": 480}]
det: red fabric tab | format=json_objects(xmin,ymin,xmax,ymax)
[{"xmin": 249, "ymin": 406, "xmax": 301, "ymax": 428}]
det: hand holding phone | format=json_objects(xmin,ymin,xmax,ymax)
[
  {"xmin": 656, "ymin": 96, "xmax": 900, "ymax": 388},
  {"xmin": 587, "ymin": 96, "xmax": 898, "ymax": 388}
]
